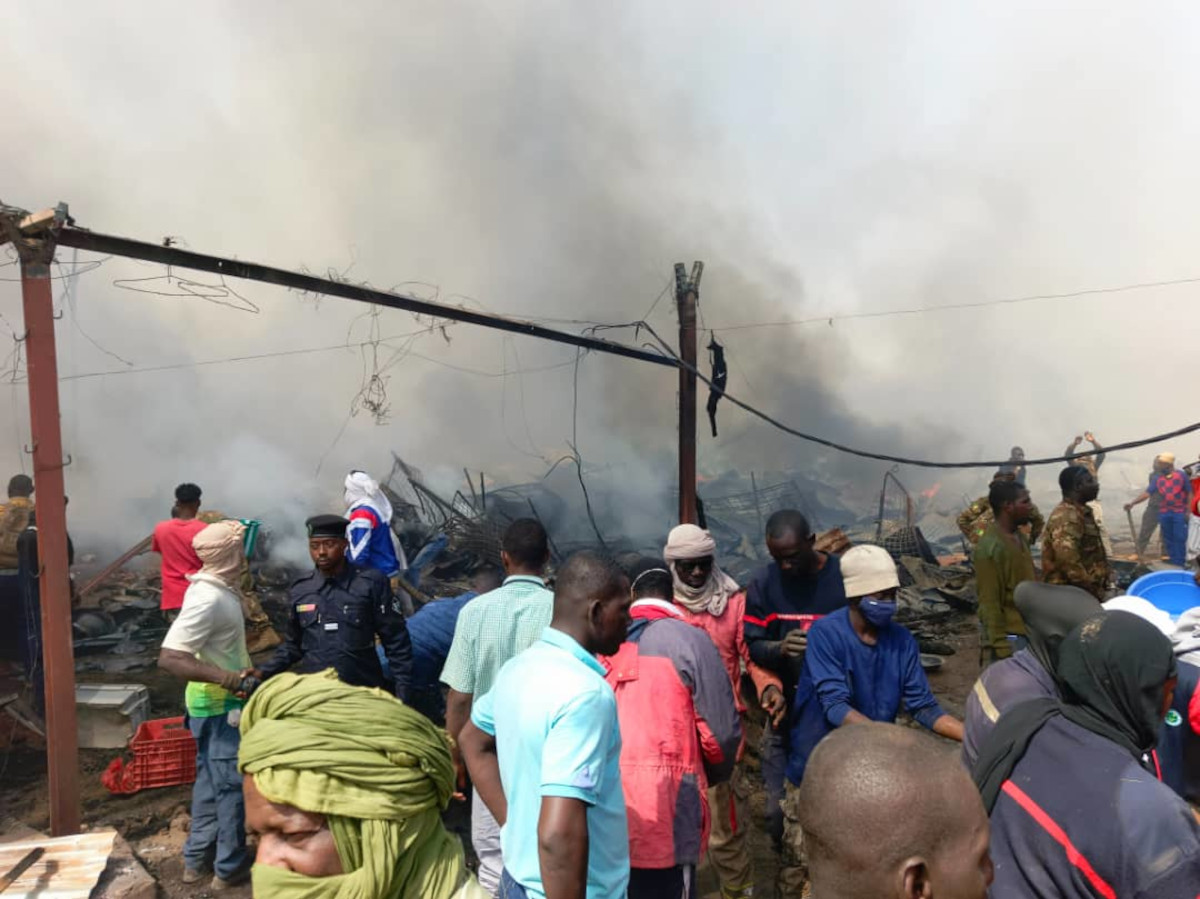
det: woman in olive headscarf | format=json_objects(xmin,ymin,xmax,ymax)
[
  {"xmin": 973, "ymin": 611, "xmax": 1200, "ymax": 898},
  {"xmin": 238, "ymin": 670, "xmax": 486, "ymax": 899}
]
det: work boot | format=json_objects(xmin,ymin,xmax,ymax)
[
  {"xmin": 181, "ymin": 864, "xmax": 211, "ymax": 884},
  {"xmin": 212, "ymin": 862, "xmax": 252, "ymax": 891}
]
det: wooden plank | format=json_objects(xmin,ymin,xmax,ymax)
[
  {"xmin": 77, "ymin": 535, "xmax": 152, "ymax": 598},
  {"xmin": 0, "ymin": 830, "xmax": 115, "ymax": 898},
  {"xmin": 0, "ymin": 209, "xmax": 57, "ymax": 247},
  {"xmin": 17, "ymin": 209, "xmax": 58, "ymax": 234}
]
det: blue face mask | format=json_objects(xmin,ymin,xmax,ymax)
[{"xmin": 859, "ymin": 597, "xmax": 897, "ymax": 627}]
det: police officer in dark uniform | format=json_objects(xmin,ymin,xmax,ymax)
[{"xmin": 258, "ymin": 515, "xmax": 412, "ymax": 700}]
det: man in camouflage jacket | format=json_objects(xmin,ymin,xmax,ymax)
[
  {"xmin": 1042, "ymin": 466, "xmax": 1110, "ymax": 600},
  {"xmin": 959, "ymin": 471, "xmax": 1045, "ymax": 547}
]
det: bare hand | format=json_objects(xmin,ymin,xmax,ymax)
[
  {"xmin": 1124, "ymin": 503, "xmax": 1133, "ymax": 512},
  {"xmin": 454, "ymin": 758, "xmax": 468, "ymax": 801},
  {"xmin": 1072, "ymin": 436, "xmax": 1083, "ymax": 447},
  {"xmin": 760, "ymin": 685, "xmax": 787, "ymax": 727},
  {"xmin": 1085, "ymin": 431, "xmax": 1095, "ymax": 442},
  {"xmin": 782, "ymin": 629, "xmax": 808, "ymax": 658}
]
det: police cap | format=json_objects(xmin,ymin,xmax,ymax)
[{"xmin": 306, "ymin": 514, "xmax": 349, "ymax": 539}]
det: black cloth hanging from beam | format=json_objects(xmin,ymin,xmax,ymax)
[{"xmin": 706, "ymin": 336, "xmax": 728, "ymax": 437}]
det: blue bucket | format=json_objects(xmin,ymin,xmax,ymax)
[{"xmin": 1126, "ymin": 570, "xmax": 1200, "ymax": 620}]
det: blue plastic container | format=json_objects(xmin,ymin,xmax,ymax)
[{"xmin": 1126, "ymin": 569, "xmax": 1200, "ymax": 620}]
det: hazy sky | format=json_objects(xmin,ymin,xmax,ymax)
[{"xmin": 3, "ymin": 2, "xmax": 1199, "ymax": 549}]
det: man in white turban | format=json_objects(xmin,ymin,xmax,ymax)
[
  {"xmin": 662, "ymin": 524, "xmax": 782, "ymax": 899},
  {"xmin": 345, "ymin": 470, "xmax": 414, "ymax": 615},
  {"xmin": 664, "ymin": 524, "xmax": 739, "ymax": 616},
  {"xmin": 344, "ymin": 470, "xmax": 408, "ymax": 579}
]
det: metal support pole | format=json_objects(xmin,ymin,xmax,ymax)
[
  {"xmin": 54, "ymin": 227, "xmax": 676, "ymax": 370},
  {"xmin": 675, "ymin": 262, "xmax": 703, "ymax": 524},
  {"xmin": 11, "ymin": 217, "xmax": 80, "ymax": 835}
]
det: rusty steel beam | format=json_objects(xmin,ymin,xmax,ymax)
[
  {"xmin": 54, "ymin": 227, "xmax": 676, "ymax": 368},
  {"xmin": 12, "ymin": 224, "xmax": 80, "ymax": 836}
]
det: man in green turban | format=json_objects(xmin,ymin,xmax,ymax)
[{"xmin": 238, "ymin": 670, "xmax": 487, "ymax": 899}]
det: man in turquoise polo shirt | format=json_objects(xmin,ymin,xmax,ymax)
[{"xmin": 460, "ymin": 550, "xmax": 633, "ymax": 899}]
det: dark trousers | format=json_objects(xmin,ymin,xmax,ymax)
[
  {"xmin": 1138, "ymin": 503, "xmax": 1161, "ymax": 556},
  {"xmin": 0, "ymin": 573, "xmax": 21, "ymax": 662},
  {"xmin": 629, "ymin": 865, "xmax": 695, "ymax": 899},
  {"xmin": 16, "ymin": 568, "xmax": 42, "ymax": 713},
  {"xmin": 184, "ymin": 714, "xmax": 248, "ymax": 879},
  {"xmin": 760, "ymin": 723, "xmax": 787, "ymax": 848},
  {"xmin": 408, "ymin": 686, "xmax": 446, "ymax": 726}
]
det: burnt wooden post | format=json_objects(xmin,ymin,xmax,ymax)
[{"xmin": 675, "ymin": 262, "xmax": 703, "ymax": 524}]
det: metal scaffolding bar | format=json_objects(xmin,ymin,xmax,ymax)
[{"xmin": 53, "ymin": 227, "xmax": 677, "ymax": 368}]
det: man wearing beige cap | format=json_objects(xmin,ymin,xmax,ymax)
[
  {"xmin": 1127, "ymin": 452, "xmax": 1193, "ymax": 566},
  {"xmin": 778, "ymin": 545, "xmax": 963, "ymax": 894}
]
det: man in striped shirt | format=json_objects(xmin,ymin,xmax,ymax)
[{"xmin": 443, "ymin": 518, "xmax": 553, "ymax": 896}]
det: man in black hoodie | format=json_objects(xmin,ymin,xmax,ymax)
[{"xmin": 743, "ymin": 509, "xmax": 847, "ymax": 849}]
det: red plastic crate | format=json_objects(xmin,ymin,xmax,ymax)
[{"xmin": 102, "ymin": 716, "xmax": 196, "ymax": 795}]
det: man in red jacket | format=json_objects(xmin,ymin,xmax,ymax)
[
  {"xmin": 664, "ymin": 524, "xmax": 783, "ymax": 899},
  {"xmin": 604, "ymin": 559, "xmax": 742, "ymax": 899}
]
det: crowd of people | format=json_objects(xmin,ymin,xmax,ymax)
[
  {"xmin": 962, "ymin": 437, "xmax": 1200, "ymax": 664},
  {"xmin": 953, "ymin": 441, "xmax": 1200, "ymax": 897},
  {"xmin": 7, "ymin": 450, "xmax": 1200, "ymax": 897},
  {"xmin": 960, "ymin": 439, "xmax": 1200, "ymax": 662},
  {"xmin": 143, "ymin": 465, "xmax": 977, "ymax": 897}
]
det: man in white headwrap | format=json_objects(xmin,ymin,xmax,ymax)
[
  {"xmin": 345, "ymin": 470, "xmax": 408, "ymax": 578},
  {"xmin": 158, "ymin": 519, "xmax": 256, "ymax": 890},
  {"xmin": 345, "ymin": 470, "xmax": 413, "ymax": 614},
  {"xmin": 663, "ymin": 524, "xmax": 783, "ymax": 899}
]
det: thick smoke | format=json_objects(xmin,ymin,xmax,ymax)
[{"xmin": 1, "ymin": 3, "xmax": 1196, "ymax": 554}]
